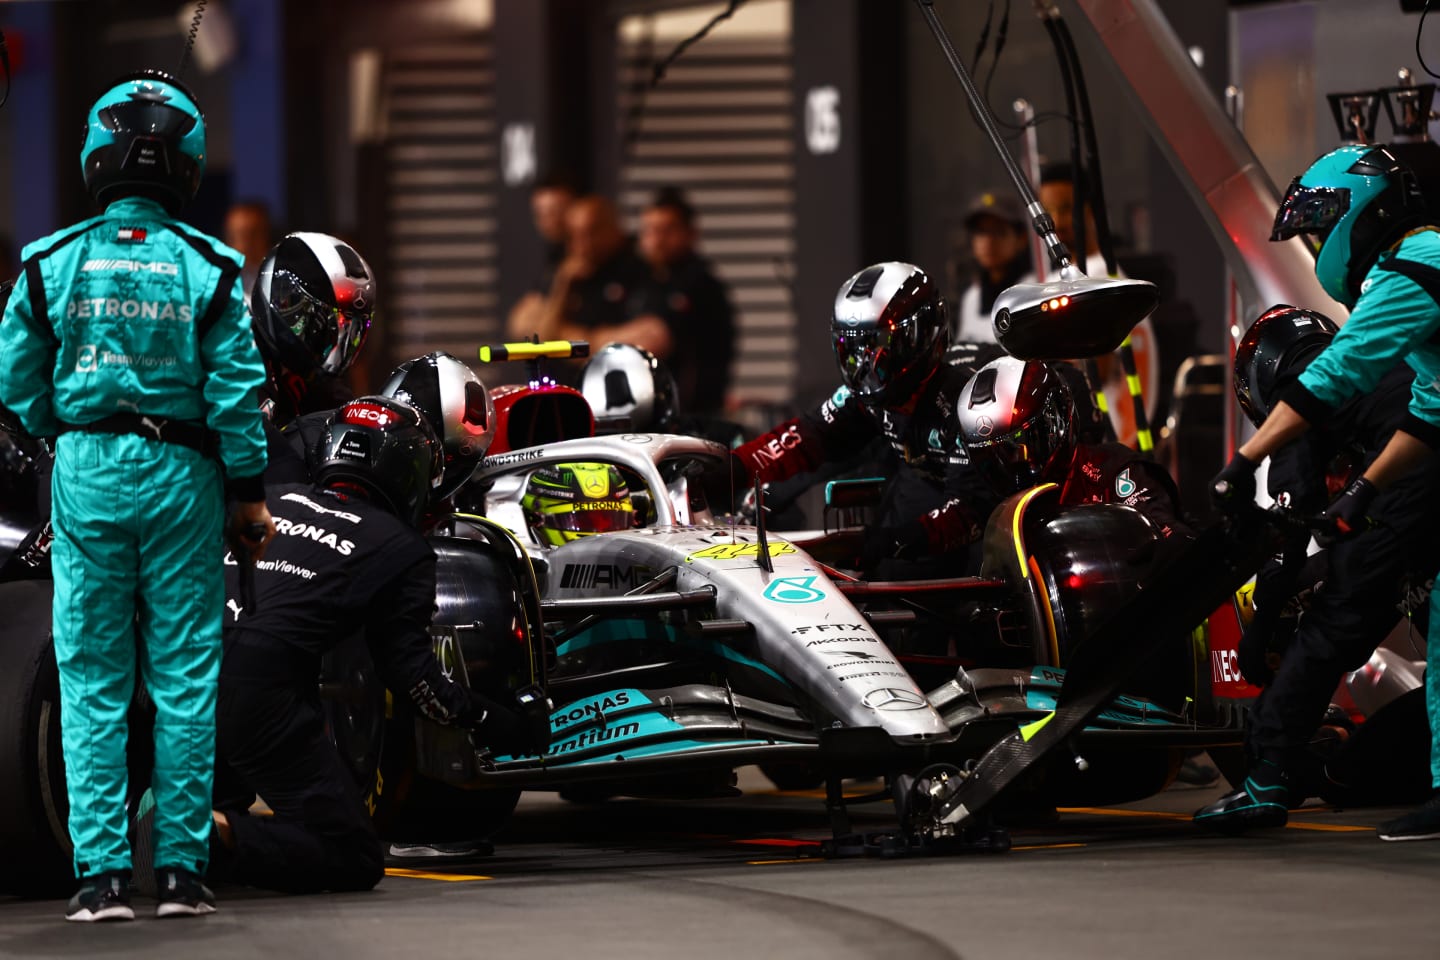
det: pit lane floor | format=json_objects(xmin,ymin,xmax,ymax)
[{"xmin": 3, "ymin": 768, "xmax": 1438, "ymax": 959}]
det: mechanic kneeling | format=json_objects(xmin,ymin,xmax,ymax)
[
  {"xmin": 212, "ymin": 396, "xmax": 549, "ymax": 894},
  {"xmin": 957, "ymin": 355, "xmax": 1190, "ymax": 539}
]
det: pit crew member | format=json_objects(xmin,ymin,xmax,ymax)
[
  {"xmin": 211, "ymin": 396, "xmax": 548, "ymax": 893},
  {"xmin": 0, "ymin": 71, "xmax": 273, "ymax": 922},
  {"xmin": 1207, "ymin": 145, "xmax": 1440, "ymax": 839},
  {"xmin": 1195, "ymin": 304, "xmax": 1439, "ymax": 832},
  {"xmin": 733, "ymin": 262, "xmax": 1002, "ymax": 575}
]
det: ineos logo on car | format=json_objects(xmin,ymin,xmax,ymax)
[{"xmin": 862, "ymin": 688, "xmax": 929, "ymax": 711}]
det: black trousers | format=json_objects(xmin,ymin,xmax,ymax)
[
  {"xmin": 1247, "ymin": 459, "xmax": 1440, "ymax": 768},
  {"xmin": 211, "ymin": 637, "xmax": 383, "ymax": 894}
]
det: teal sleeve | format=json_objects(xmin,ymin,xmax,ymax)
[
  {"xmin": 199, "ymin": 272, "xmax": 268, "ymax": 489},
  {"xmin": 1297, "ymin": 267, "xmax": 1440, "ymax": 408},
  {"xmin": 0, "ymin": 263, "xmax": 61, "ymax": 438}
]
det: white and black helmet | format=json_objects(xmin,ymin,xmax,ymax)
[
  {"xmin": 958, "ymin": 356, "xmax": 1076, "ymax": 496},
  {"xmin": 831, "ymin": 262, "xmax": 949, "ymax": 407},
  {"xmin": 252, "ymin": 232, "xmax": 376, "ymax": 379},
  {"xmin": 380, "ymin": 351, "xmax": 495, "ymax": 500},
  {"xmin": 579, "ymin": 343, "xmax": 679, "ymax": 432}
]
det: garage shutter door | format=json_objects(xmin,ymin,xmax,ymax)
[
  {"xmin": 383, "ymin": 37, "xmax": 499, "ymax": 362},
  {"xmin": 617, "ymin": 12, "xmax": 797, "ymax": 406}
]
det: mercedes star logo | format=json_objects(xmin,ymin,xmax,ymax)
[{"xmin": 862, "ymin": 687, "xmax": 929, "ymax": 711}]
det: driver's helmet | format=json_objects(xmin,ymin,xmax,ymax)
[
  {"xmin": 252, "ymin": 232, "xmax": 376, "ymax": 379},
  {"xmin": 958, "ymin": 356, "xmax": 1076, "ymax": 496},
  {"xmin": 1233, "ymin": 304, "xmax": 1339, "ymax": 427},
  {"xmin": 312, "ymin": 396, "xmax": 442, "ymax": 529},
  {"xmin": 579, "ymin": 343, "xmax": 679, "ymax": 432},
  {"xmin": 831, "ymin": 262, "xmax": 949, "ymax": 408},
  {"xmin": 380, "ymin": 351, "xmax": 495, "ymax": 500},
  {"xmin": 82, "ymin": 70, "xmax": 205, "ymax": 214},
  {"xmin": 521, "ymin": 462, "xmax": 635, "ymax": 546},
  {"xmin": 1271, "ymin": 145, "xmax": 1424, "ymax": 307}
]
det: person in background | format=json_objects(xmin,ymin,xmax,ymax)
[
  {"xmin": 0, "ymin": 70, "xmax": 273, "ymax": 921},
  {"xmin": 505, "ymin": 172, "xmax": 577, "ymax": 337},
  {"xmin": 632, "ymin": 187, "xmax": 736, "ymax": 418},
  {"xmin": 953, "ymin": 190, "xmax": 1031, "ymax": 344},
  {"xmin": 1033, "ymin": 163, "xmax": 1160, "ymax": 446},
  {"xmin": 512, "ymin": 195, "xmax": 665, "ymax": 364},
  {"xmin": 223, "ymin": 200, "xmax": 274, "ymax": 298}
]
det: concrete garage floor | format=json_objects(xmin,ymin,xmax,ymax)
[{"xmin": 3, "ymin": 768, "xmax": 1439, "ymax": 959}]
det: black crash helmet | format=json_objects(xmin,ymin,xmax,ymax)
[
  {"xmin": 579, "ymin": 343, "xmax": 680, "ymax": 432},
  {"xmin": 830, "ymin": 262, "xmax": 950, "ymax": 408},
  {"xmin": 312, "ymin": 396, "xmax": 442, "ymax": 528},
  {"xmin": 252, "ymin": 232, "xmax": 376, "ymax": 380},
  {"xmin": 380, "ymin": 351, "xmax": 495, "ymax": 500},
  {"xmin": 958, "ymin": 356, "xmax": 1077, "ymax": 496},
  {"xmin": 1233, "ymin": 304, "xmax": 1339, "ymax": 427}
]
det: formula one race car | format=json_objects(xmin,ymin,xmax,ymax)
[{"xmin": 376, "ymin": 425, "xmax": 1259, "ymax": 852}]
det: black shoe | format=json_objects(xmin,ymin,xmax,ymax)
[
  {"xmin": 154, "ymin": 867, "xmax": 217, "ymax": 918},
  {"xmin": 1193, "ymin": 763, "xmax": 1290, "ymax": 834},
  {"xmin": 66, "ymin": 871, "xmax": 135, "ymax": 922},
  {"xmin": 1378, "ymin": 794, "xmax": 1440, "ymax": 842},
  {"xmin": 130, "ymin": 789, "xmax": 157, "ymax": 899}
]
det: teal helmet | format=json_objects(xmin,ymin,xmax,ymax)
[
  {"xmin": 80, "ymin": 70, "xmax": 206, "ymax": 214},
  {"xmin": 1271, "ymin": 145, "xmax": 1424, "ymax": 307}
]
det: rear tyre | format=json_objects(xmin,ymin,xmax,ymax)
[{"xmin": 0, "ymin": 580, "xmax": 72, "ymax": 896}]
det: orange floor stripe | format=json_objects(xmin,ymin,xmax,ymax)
[
  {"xmin": 384, "ymin": 868, "xmax": 492, "ymax": 882},
  {"xmin": 747, "ymin": 857, "xmax": 827, "ymax": 866}
]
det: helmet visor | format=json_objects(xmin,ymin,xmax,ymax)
[
  {"xmin": 965, "ymin": 431, "xmax": 1044, "ymax": 495},
  {"xmin": 538, "ymin": 502, "xmax": 635, "ymax": 536},
  {"xmin": 269, "ymin": 269, "xmax": 372, "ymax": 376},
  {"xmin": 1271, "ymin": 179, "xmax": 1350, "ymax": 245},
  {"xmin": 832, "ymin": 319, "xmax": 923, "ymax": 400}
]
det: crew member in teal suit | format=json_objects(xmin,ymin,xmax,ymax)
[{"xmin": 0, "ymin": 70, "xmax": 274, "ymax": 921}]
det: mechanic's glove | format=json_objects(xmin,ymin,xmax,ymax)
[
  {"xmin": 1319, "ymin": 477, "xmax": 1378, "ymax": 544},
  {"xmin": 858, "ymin": 520, "xmax": 928, "ymax": 575},
  {"xmin": 1210, "ymin": 453, "xmax": 1258, "ymax": 514},
  {"xmin": 472, "ymin": 688, "xmax": 552, "ymax": 756}
]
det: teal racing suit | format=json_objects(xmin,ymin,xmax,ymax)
[
  {"xmin": 0, "ymin": 196, "xmax": 268, "ymax": 878},
  {"xmin": 1287, "ymin": 227, "xmax": 1440, "ymax": 791}
]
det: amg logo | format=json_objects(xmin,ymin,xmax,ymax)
[
  {"xmin": 549, "ymin": 722, "xmax": 641, "ymax": 755},
  {"xmin": 80, "ymin": 259, "xmax": 178, "ymax": 275},
  {"xmin": 281, "ymin": 491, "xmax": 362, "ymax": 524},
  {"xmin": 560, "ymin": 563, "xmax": 650, "ymax": 590}
]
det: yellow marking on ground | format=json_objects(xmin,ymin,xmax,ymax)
[
  {"xmin": 1012, "ymin": 842, "xmax": 1087, "ymax": 851},
  {"xmin": 1059, "ymin": 806, "xmax": 1373, "ymax": 832},
  {"xmin": 384, "ymin": 868, "xmax": 493, "ymax": 882},
  {"xmin": 747, "ymin": 857, "xmax": 827, "ymax": 866}
]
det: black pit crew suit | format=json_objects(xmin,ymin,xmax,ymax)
[
  {"xmin": 736, "ymin": 345, "xmax": 1004, "ymax": 576},
  {"xmin": 213, "ymin": 482, "xmax": 534, "ymax": 893},
  {"xmin": 1244, "ymin": 363, "xmax": 1440, "ymax": 792}
]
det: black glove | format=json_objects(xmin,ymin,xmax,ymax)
[
  {"xmin": 1210, "ymin": 453, "xmax": 1258, "ymax": 514},
  {"xmin": 472, "ymin": 687, "xmax": 552, "ymax": 757},
  {"xmin": 858, "ymin": 520, "xmax": 928, "ymax": 574},
  {"xmin": 1320, "ymin": 477, "xmax": 1377, "ymax": 543}
]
